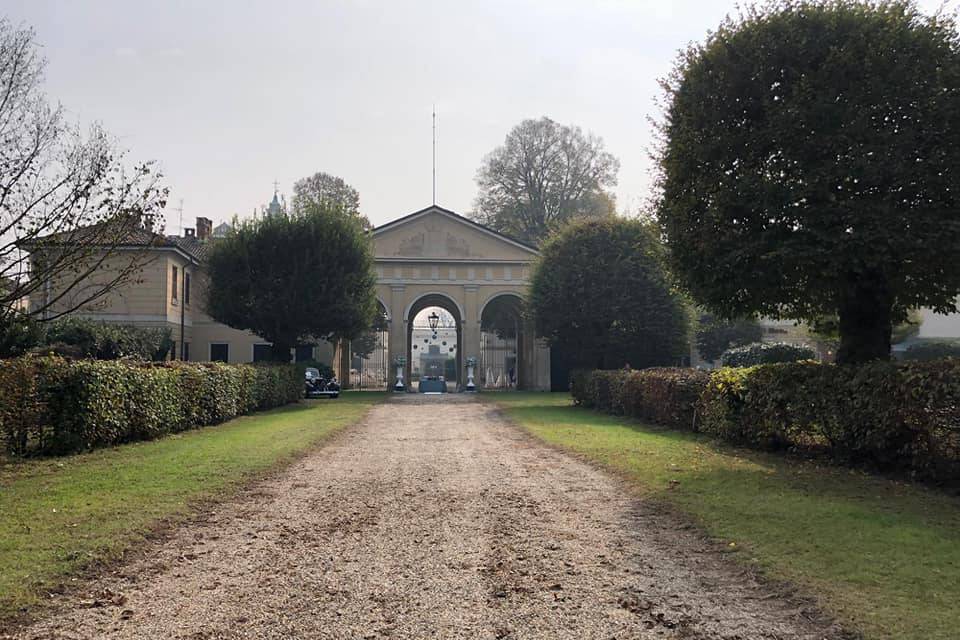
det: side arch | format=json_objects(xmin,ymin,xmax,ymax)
[
  {"xmin": 477, "ymin": 291, "xmax": 525, "ymax": 324},
  {"xmin": 376, "ymin": 295, "xmax": 392, "ymax": 321}
]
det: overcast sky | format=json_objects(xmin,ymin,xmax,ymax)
[{"xmin": 4, "ymin": 0, "xmax": 954, "ymax": 231}]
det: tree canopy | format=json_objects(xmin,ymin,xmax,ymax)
[
  {"xmin": 657, "ymin": 0, "xmax": 960, "ymax": 364},
  {"xmin": 472, "ymin": 117, "xmax": 619, "ymax": 245},
  {"xmin": 205, "ymin": 202, "xmax": 377, "ymax": 361},
  {"xmin": 529, "ymin": 218, "xmax": 689, "ymax": 370},
  {"xmin": 291, "ymin": 172, "xmax": 361, "ymax": 217}
]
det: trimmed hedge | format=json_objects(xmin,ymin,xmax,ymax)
[
  {"xmin": 0, "ymin": 357, "xmax": 301, "ymax": 456},
  {"xmin": 720, "ymin": 341, "xmax": 816, "ymax": 367},
  {"xmin": 901, "ymin": 340, "xmax": 960, "ymax": 361},
  {"xmin": 571, "ymin": 368, "xmax": 710, "ymax": 430},
  {"xmin": 571, "ymin": 360, "xmax": 960, "ymax": 483}
]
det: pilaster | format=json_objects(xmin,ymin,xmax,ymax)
[{"xmin": 462, "ymin": 284, "xmax": 481, "ymax": 372}]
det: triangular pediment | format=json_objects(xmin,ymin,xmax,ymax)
[{"xmin": 372, "ymin": 206, "xmax": 538, "ymax": 261}]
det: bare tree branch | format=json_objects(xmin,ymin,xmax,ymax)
[
  {"xmin": 0, "ymin": 19, "xmax": 168, "ymax": 326},
  {"xmin": 471, "ymin": 117, "xmax": 619, "ymax": 245}
]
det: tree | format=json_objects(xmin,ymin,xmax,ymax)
[
  {"xmin": 695, "ymin": 312, "xmax": 763, "ymax": 363},
  {"xmin": 472, "ymin": 117, "xmax": 619, "ymax": 245},
  {"xmin": 529, "ymin": 218, "xmax": 689, "ymax": 370},
  {"xmin": 656, "ymin": 1, "xmax": 960, "ymax": 364},
  {"xmin": 0, "ymin": 20, "xmax": 167, "ymax": 325},
  {"xmin": 205, "ymin": 202, "xmax": 377, "ymax": 361},
  {"xmin": 291, "ymin": 172, "xmax": 361, "ymax": 217},
  {"xmin": 810, "ymin": 308, "xmax": 923, "ymax": 346}
]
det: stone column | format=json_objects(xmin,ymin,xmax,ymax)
[
  {"xmin": 533, "ymin": 338, "xmax": 552, "ymax": 391},
  {"xmin": 462, "ymin": 285, "xmax": 480, "ymax": 388},
  {"xmin": 388, "ymin": 285, "xmax": 407, "ymax": 390},
  {"xmin": 334, "ymin": 338, "xmax": 351, "ymax": 389}
]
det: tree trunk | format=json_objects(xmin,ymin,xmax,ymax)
[
  {"xmin": 271, "ymin": 342, "xmax": 293, "ymax": 363},
  {"xmin": 836, "ymin": 271, "xmax": 893, "ymax": 365}
]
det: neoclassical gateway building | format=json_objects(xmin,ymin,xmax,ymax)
[
  {"xmin": 28, "ymin": 204, "xmax": 554, "ymax": 391},
  {"xmin": 368, "ymin": 205, "xmax": 551, "ymax": 391}
]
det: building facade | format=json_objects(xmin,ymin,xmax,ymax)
[
  {"xmin": 367, "ymin": 205, "xmax": 551, "ymax": 391},
  {"xmin": 27, "ymin": 204, "xmax": 553, "ymax": 390}
]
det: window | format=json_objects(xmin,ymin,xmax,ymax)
[
  {"xmin": 253, "ymin": 344, "xmax": 272, "ymax": 362},
  {"xmin": 210, "ymin": 343, "xmax": 229, "ymax": 362},
  {"xmin": 295, "ymin": 345, "xmax": 314, "ymax": 362},
  {"xmin": 171, "ymin": 266, "xmax": 179, "ymax": 301},
  {"xmin": 184, "ymin": 272, "xmax": 191, "ymax": 305}
]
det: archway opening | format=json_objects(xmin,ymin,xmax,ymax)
[
  {"xmin": 350, "ymin": 300, "xmax": 389, "ymax": 389},
  {"xmin": 406, "ymin": 294, "xmax": 462, "ymax": 392},
  {"xmin": 480, "ymin": 294, "xmax": 524, "ymax": 390}
]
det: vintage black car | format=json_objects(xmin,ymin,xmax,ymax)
[{"xmin": 304, "ymin": 367, "xmax": 340, "ymax": 399}]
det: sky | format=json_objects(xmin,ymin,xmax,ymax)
[{"xmin": 4, "ymin": 0, "xmax": 954, "ymax": 232}]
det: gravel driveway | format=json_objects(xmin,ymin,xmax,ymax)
[{"xmin": 14, "ymin": 395, "xmax": 843, "ymax": 639}]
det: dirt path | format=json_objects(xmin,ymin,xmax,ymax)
[{"xmin": 13, "ymin": 395, "xmax": 842, "ymax": 639}]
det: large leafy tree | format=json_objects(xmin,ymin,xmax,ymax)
[
  {"xmin": 472, "ymin": 117, "xmax": 619, "ymax": 245},
  {"xmin": 657, "ymin": 1, "xmax": 960, "ymax": 364},
  {"xmin": 291, "ymin": 172, "xmax": 361, "ymax": 216},
  {"xmin": 205, "ymin": 202, "xmax": 376, "ymax": 361},
  {"xmin": 529, "ymin": 218, "xmax": 689, "ymax": 370}
]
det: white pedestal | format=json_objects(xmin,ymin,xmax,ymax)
[{"xmin": 465, "ymin": 364, "xmax": 477, "ymax": 392}]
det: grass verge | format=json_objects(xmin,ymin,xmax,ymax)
[
  {"xmin": 0, "ymin": 392, "xmax": 384, "ymax": 622},
  {"xmin": 491, "ymin": 392, "xmax": 960, "ymax": 640}
]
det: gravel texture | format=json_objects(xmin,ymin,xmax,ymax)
[{"xmin": 12, "ymin": 394, "xmax": 844, "ymax": 639}]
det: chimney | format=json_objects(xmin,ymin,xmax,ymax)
[{"xmin": 196, "ymin": 217, "xmax": 213, "ymax": 241}]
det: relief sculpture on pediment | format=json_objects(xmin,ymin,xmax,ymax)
[
  {"xmin": 397, "ymin": 231, "xmax": 425, "ymax": 256},
  {"xmin": 395, "ymin": 222, "xmax": 479, "ymax": 257},
  {"xmin": 446, "ymin": 233, "xmax": 470, "ymax": 257}
]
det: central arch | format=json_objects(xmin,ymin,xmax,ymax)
[{"xmin": 404, "ymin": 292, "xmax": 463, "ymax": 392}]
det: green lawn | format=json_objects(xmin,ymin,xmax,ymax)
[
  {"xmin": 491, "ymin": 392, "xmax": 960, "ymax": 640},
  {"xmin": 0, "ymin": 393, "xmax": 383, "ymax": 622}
]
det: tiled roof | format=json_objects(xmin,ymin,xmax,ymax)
[
  {"xmin": 23, "ymin": 219, "xmax": 210, "ymax": 262},
  {"xmin": 165, "ymin": 235, "xmax": 210, "ymax": 261}
]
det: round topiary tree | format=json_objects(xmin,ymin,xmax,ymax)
[
  {"xmin": 657, "ymin": 0, "xmax": 960, "ymax": 364},
  {"xmin": 529, "ymin": 217, "xmax": 690, "ymax": 370},
  {"xmin": 205, "ymin": 202, "xmax": 377, "ymax": 362}
]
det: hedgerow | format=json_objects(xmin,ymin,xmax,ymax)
[
  {"xmin": 571, "ymin": 360, "xmax": 960, "ymax": 483},
  {"xmin": 0, "ymin": 356, "xmax": 301, "ymax": 456},
  {"xmin": 719, "ymin": 341, "xmax": 816, "ymax": 367},
  {"xmin": 901, "ymin": 340, "xmax": 960, "ymax": 361},
  {"xmin": 571, "ymin": 368, "xmax": 710, "ymax": 430}
]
